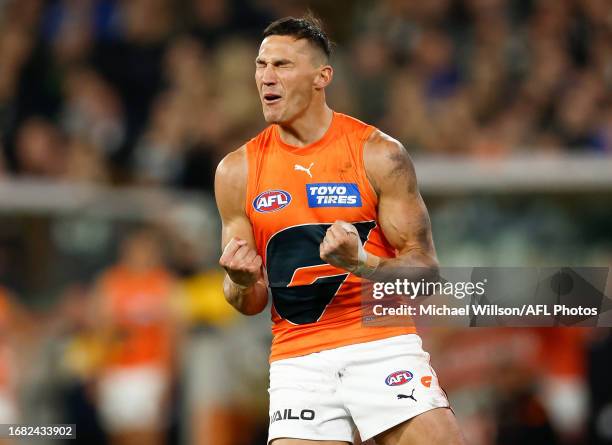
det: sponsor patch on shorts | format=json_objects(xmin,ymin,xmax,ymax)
[{"xmin": 306, "ymin": 183, "xmax": 362, "ymax": 207}]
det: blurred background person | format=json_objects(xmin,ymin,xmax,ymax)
[
  {"xmin": 0, "ymin": 285, "xmax": 33, "ymax": 426},
  {"xmin": 162, "ymin": 202, "xmax": 269, "ymax": 445},
  {"xmin": 91, "ymin": 228, "xmax": 179, "ymax": 445}
]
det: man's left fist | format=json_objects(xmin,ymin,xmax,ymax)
[{"xmin": 319, "ymin": 220, "xmax": 364, "ymax": 272}]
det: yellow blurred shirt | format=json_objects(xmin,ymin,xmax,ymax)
[{"xmin": 180, "ymin": 270, "xmax": 237, "ymax": 326}]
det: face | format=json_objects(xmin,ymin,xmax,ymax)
[
  {"xmin": 121, "ymin": 231, "xmax": 162, "ymax": 270},
  {"xmin": 255, "ymin": 35, "xmax": 328, "ymax": 124}
]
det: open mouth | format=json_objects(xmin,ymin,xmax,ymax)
[{"xmin": 263, "ymin": 93, "xmax": 282, "ymax": 104}]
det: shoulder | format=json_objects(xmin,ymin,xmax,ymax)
[
  {"xmin": 216, "ymin": 123, "xmax": 276, "ymax": 179},
  {"xmin": 334, "ymin": 112, "xmax": 372, "ymax": 138},
  {"xmin": 216, "ymin": 144, "xmax": 248, "ymax": 183},
  {"xmin": 215, "ymin": 145, "xmax": 248, "ymax": 213},
  {"xmin": 363, "ymin": 129, "xmax": 417, "ymax": 195}
]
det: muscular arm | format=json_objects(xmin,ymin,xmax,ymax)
[
  {"xmin": 320, "ymin": 130, "xmax": 439, "ymax": 283},
  {"xmin": 215, "ymin": 146, "xmax": 269, "ymax": 315},
  {"xmin": 363, "ymin": 130, "xmax": 439, "ymax": 279}
]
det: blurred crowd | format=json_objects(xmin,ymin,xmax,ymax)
[
  {"xmin": 0, "ymin": 223, "xmax": 611, "ymax": 445},
  {"xmin": 0, "ymin": 1, "xmax": 612, "ymax": 445},
  {"xmin": 0, "ymin": 0, "xmax": 611, "ymax": 193},
  {"xmin": 0, "ymin": 223, "xmax": 272, "ymax": 445}
]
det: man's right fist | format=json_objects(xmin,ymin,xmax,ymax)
[{"xmin": 219, "ymin": 237, "xmax": 263, "ymax": 288}]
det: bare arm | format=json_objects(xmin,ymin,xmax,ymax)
[
  {"xmin": 364, "ymin": 130, "xmax": 439, "ymax": 276},
  {"xmin": 320, "ymin": 130, "xmax": 439, "ymax": 281},
  {"xmin": 215, "ymin": 146, "xmax": 269, "ymax": 315}
]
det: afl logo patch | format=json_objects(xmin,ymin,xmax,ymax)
[
  {"xmin": 385, "ymin": 370, "xmax": 414, "ymax": 386},
  {"xmin": 253, "ymin": 190, "xmax": 292, "ymax": 213}
]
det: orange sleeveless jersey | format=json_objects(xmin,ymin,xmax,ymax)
[
  {"xmin": 245, "ymin": 112, "xmax": 416, "ymax": 362},
  {"xmin": 100, "ymin": 266, "xmax": 174, "ymax": 368}
]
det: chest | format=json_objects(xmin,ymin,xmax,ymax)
[{"xmin": 248, "ymin": 148, "xmax": 376, "ymax": 243}]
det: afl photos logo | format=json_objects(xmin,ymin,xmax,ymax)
[{"xmin": 253, "ymin": 190, "xmax": 292, "ymax": 213}]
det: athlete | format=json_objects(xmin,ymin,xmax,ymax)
[
  {"xmin": 92, "ymin": 229, "xmax": 177, "ymax": 445},
  {"xmin": 215, "ymin": 15, "xmax": 466, "ymax": 445}
]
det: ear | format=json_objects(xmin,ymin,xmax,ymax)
[{"xmin": 313, "ymin": 65, "xmax": 333, "ymax": 90}]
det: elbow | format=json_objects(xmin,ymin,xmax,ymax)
[
  {"xmin": 229, "ymin": 296, "xmax": 268, "ymax": 316},
  {"xmin": 427, "ymin": 260, "xmax": 440, "ymax": 282},
  {"xmin": 423, "ymin": 258, "xmax": 440, "ymax": 287},
  {"xmin": 408, "ymin": 256, "xmax": 439, "ymax": 294},
  {"xmin": 240, "ymin": 301, "xmax": 267, "ymax": 316},
  {"xmin": 242, "ymin": 286, "xmax": 269, "ymax": 315},
  {"xmin": 408, "ymin": 253, "xmax": 439, "ymax": 282},
  {"xmin": 223, "ymin": 282, "xmax": 268, "ymax": 316}
]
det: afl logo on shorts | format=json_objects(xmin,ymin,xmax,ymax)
[
  {"xmin": 385, "ymin": 370, "xmax": 414, "ymax": 386},
  {"xmin": 253, "ymin": 190, "xmax": 292, "ymax": 213}
]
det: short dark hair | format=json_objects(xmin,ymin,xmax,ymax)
[{"xmin": 263, "ymin": 14, "xmax": 333, "ymax": 60}]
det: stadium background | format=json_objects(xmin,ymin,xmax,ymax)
[{"xmin": 0, "ymin": 0, "xmax": 611, "ymax": 444}]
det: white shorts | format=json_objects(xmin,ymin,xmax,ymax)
[
  {"xmin": 0, "ymin": 390, "xmax": 17, "ymax": 424},
  {"xmin": 97, "ymin": 366, "xmax": 168, "ymax": 432},
  {"xmin": 268, "ymin": 334, "xmax": 449, "ymax": 443}
]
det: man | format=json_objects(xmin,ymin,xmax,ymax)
[
  {"xmin": 215, "ymin": 15, "xmax": 466, "ymax": 445},
  {"xmin": 92, "ymin": 229, "xmax": 178, "ymax": 445}
]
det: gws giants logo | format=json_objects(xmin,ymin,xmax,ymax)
[
  {"xmin": 421, "ymin": 376, "xmax": 432, "ymax": 388},
  {"xmin": 385, "ymin": 370, "xmax": 414, "ymax": 386},
  {"xmin": 253, "ymin": 190, "xmax": 291, "ymax": 213}
]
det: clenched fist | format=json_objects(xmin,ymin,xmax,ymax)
[
  {"xmin": 319, "ymin": 220, "xmax": 366, "ymax": 273},
  {"xmin": 219, "ymin": 237, "xmax": 263, "ymax": 288}
]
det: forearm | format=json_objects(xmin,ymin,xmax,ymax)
[
  {"xmin": 223, "ymin": 274, "xmax": 269, "ymax": 315},
  {"xmin": 354, "ymin": 249, "xmax": 440, "ymax": 284}
]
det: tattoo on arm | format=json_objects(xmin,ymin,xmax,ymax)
[{"xmin": 387, "ymin": 145, "xmax": 417, "ymax": 193}]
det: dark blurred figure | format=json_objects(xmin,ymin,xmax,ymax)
[
  {"xmin": 14, "ymin": 117, "xmax": 66, "ymax": 177},
  {"xmin": 52, "ymin": 285, "xmax": 107, "ymax": 445},
  {"xmin": 59, "ymin": 67, "xmax": 126, "ymax": 159},
  {"xmin": 588, "ymin": 330, "xmax": 612, "ymax": 445},
  {"xmin": 348, "ymin": 32, "xmax": 392, "ymax": 125},
  {"xmin": 427, "ymin": 327, "xmax": 590, "ymax": 445},
  {"xmin": 493, "ymin": 362, "xmax": 560, "ymax": 445},
  {"xmin": 187, "ymin": 0, "xmax": 272, "ymax": 49},
  {"xmin": 92, "ymin": 0, "xmax": 174, "ymax": 160}
]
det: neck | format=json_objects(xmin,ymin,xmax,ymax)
[{"xmin": 277, "ymin": 100, "xmax": 333, "ymax": 147}]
